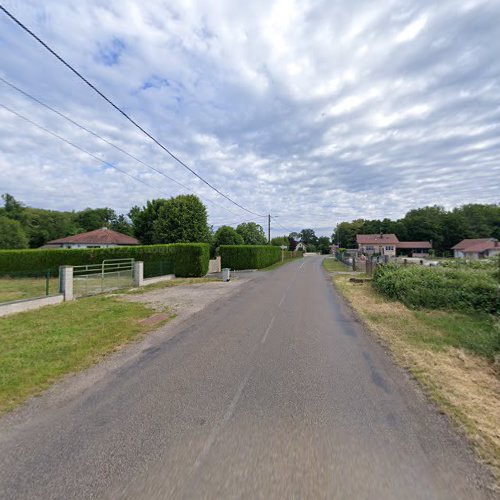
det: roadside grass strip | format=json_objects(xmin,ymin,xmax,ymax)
[
  {"xmin": 322, "ymin": 258, "xmax": 351, "ymax": 273},
  {"xmin": 331, "ymin": 274, "xmax": 500, "ymax": 486},
  {"xmin": 0, "ymin": 295, "xmax": 172, "ymax": 415}
]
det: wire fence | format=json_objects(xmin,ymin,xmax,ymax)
[
  {"xmin": 0, "ymin": 269, "xmax": 59, "ymax": 304},
  {"xmin": 143, "ymin": 261, "xmax": 175, "ymax": 279}
]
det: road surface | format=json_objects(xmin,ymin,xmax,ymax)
[{"xmin": 0, "ymin": 256, "xmax": 493, "ymax": 499}]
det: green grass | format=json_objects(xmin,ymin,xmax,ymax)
[
  {"xmin": 322, "ymin": 258, "xmax": 351, "ymax": 273},
  {"xmin": 0, "ymin": 276, "xmax": 59, "ymax": 304},
  {"xmin": 0, "ymin": 295, "xmax": 171, "ymax": 414},
  {"xmin": 124, "ymin": 277, "xmax": 219, "ymax": 294},
  {"xmin": 411, "ymin": 310, "xmax": 499, "ymax": 360}
]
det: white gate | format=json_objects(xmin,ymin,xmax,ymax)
[{"xmin": 72, "ymin": 258, "xmax": 134, "ymax": 298}]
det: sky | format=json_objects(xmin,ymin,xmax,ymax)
[{"xmin": 0, "ymin": 0, "xmax": 499, "ymax": 237}]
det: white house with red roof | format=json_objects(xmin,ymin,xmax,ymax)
[
  {"xmin": 451, "ymin": 238, "xmax": 499, "ymax": 259},
  {"xmin": 44, "ymin": 227, "xmax": 139, "ymax": 249},
  {"xmin": 356, "ymin": 234, "xmax": 432, "ymax": 257}
]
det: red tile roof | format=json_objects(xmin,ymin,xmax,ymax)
[
  {"xmin": 356, "ymin": 234, "xmax": 399, "ymax": 245},
  {"xmin": 396, "ymin": 241, "xmax": 432, "ymax": 249},
  {"xmin": 48, "ymin": 228, "xmax": 139, "ymax": 246},
  {"xmin": 462, "ymin": 240, "xmax": 499, "ymax": 253},
  {"xmin": 451, "ymin": 238, "xmax": 496, "ymax": 250}
]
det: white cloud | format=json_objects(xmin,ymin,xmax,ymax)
[{"xmin": 0, "ymin": 0, "xmax": 499, "ymax": 237}]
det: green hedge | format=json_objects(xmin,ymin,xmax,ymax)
[
  {"xmin": 220, "ymin": 245, "xmax": 281, "ymax": 270},
  {"xmin": 373, "ymin": 264, "xmax": 499, "ymax": 314},
  {"xmin": 0, "ymin": 244, "xmax": 210, "ymax": 278}
]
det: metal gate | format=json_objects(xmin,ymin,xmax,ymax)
[{"xmin": 73, "ymin": 259, "xmax": 134, "ymax": 298}]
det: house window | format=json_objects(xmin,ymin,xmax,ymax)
[
  {"xmin": 385, "ymin": 246, "xmax": 394, "ymax": 251},
  {"xmin": 365, "ymin": 246, "xmax": 374, "ymax": 251}
]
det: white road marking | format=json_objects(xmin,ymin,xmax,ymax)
[
  {"xmin": 261, "ymin": 315, "xmax": 276, "ymax": 344},
  {"xmin": 279, "ymin": 293, "xmax": 286, "ymax": 307},
  {"xmin": 193, "ymin": 371, "xmax": 251, "ymax": 470},
  {"xmin": 299, "ymin": 262, "xmax": 305, "ymax": 269}
]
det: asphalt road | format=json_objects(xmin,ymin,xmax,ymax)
[{"xmin": 0, "ymin": 256, "xmax": 494, "ymax": 499}]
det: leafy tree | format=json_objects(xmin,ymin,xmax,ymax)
[
  {"xmin": 75, "ymin": 207, "xmax": 116, "ymax": 232},
  {"xmin": 213, "ymin": 225, "xmax": 244, "ymax": 247},
  {"xmin": 236, "ymin": 222, "xmax": 267, "ymax": 245},
  {"xmin": 109, "ymin": 214, "xmax": 133, "ymax": 236},
  {"xmin": 0, "ymin": 193, "xmax": 26, "ymax": 222},
  {"xmin": 317, "ymin": 236, "xmax": 331, "ymax": 254},
  {"xmin": 0, "ymin": 216, "xmax": 29, "ymax": 248},
  {"xmin": 401, "ymin": 206, "xmax": 446, "ymax": 252},
  {"xmin": 288, "ymin": 235, "xmax": 298, "ymax": 251},
  {"xmin": 300, "ymin": 228, "xmax": 318, "ymax": 246},
  {"xmin": 270, "ymin": 236, "xmax": 289, "ymax": 247},
  {"xmin": 132, "ymin": 195, "xmax": 209, "ymax": 244}
]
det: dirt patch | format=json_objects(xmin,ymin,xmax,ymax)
[{"xmin": 332, "ymin": 274, "xmax": 500, "ymax": 488}]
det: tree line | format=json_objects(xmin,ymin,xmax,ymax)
[
  {"xmin": 0, "ymin": 193, "xmax": 331, "ymax": 254},
  {"xmin": 332, "ymin": 204, "xmax": 500, "ymax": 255}
]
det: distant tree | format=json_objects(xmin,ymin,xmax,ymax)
[
  {"xmin": 317, "ymin": 236, "xmax": 331, "ymax": 254},
  {"xmin": 109, "ymin": 214, "xmax": 133, "ymax": 236},
  {"xmin": 0, "ymin": 216, "xmax": 29, "ymax": 249},
  {"xmin": 129, "ymin": 199, "xmax": 167, "ymax": 244},
  {"xmin": 270, "ymin": 236, "xmax": 289, "ymax": 247},
  {"xmin": 213, "ymin": 226, "xmax": 244, "ymax": 247},
  {"xmin": 288, "ymin": 235, "xmax": 298, "ymax": 251},
  {"xmin": 300, "ymin": 228, "xmax": 318, "ymax": 246},
  {"xmin": 236, "ymin": 222, "xmax": 267, "ymax": 245},
  {"xmin": 401, "ymin": 206, "xmax": 446, "ymax": 253},
  {"xmin": 75, "ymin": 207, "xmax": 116, "ymax": 232}
]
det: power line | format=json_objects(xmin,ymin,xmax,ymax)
[
  {"xmin": 0, "ymin": 4, "xmax": 267, "ymax": 218},
  {"xmin": 0, "ymin": 76, "xmax": 244, "ymax": 218},
  {"xmin": 0, "ymin": 103, "xmax": 168, "ymax": 195}
]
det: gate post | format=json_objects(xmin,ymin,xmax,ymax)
[
  {"xmin": 134, "ymin": 261, "xmax": 144, "ymax": 287},
  {"xmin": 60, "ymin": 266, "xmax": 74, "ymax": 301}
]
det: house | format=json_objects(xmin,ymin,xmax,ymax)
[
  {"xmin": 356, "ymin": 234, "xmax": 432, "ymax": 257},
  {"xmin": 396, "ymin": 241, "xmax": 433, "ymax": 257},
  {"xmin": 356, "ymin": 234, "xmax": 399, "ymax": 257},
  {"xmin": 451, "ymin": 238, "xmax": 500, "ymax": 259},
  {"xmin": 295, "ymin": 242, "xmax": 307, "ymax": 252},
  {"xmin": 43, "ymin": 227, "xmax": 139, "ymax": 249}
]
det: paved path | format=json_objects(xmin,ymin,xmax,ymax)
[{"xmin": 0, "ymin": 257, "xmax": 493, "ymax": 499}]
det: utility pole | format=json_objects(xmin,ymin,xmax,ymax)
[{"xmin": 268, "ymin": 214, "xmax": 271, "ymax": 244}]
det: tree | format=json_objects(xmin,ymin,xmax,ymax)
[
  {"xmin": 212, "ymin": 226, "xmax": 244, "ymax": 249},
  {"xmin": 74, "ymin": 207, "xmax": 116, "ymax": 232},
  {"xmin": 317, "ymin": 236, "xmax": 331, "ymax": 254},
  {"xmin": 1, "ymin": 193, "xmax": 26, "ymax": 222},
  {"xmin": 109, "ymin": 214, "xmax": 133, "ymax": 236},
  {"xmin": 236, "ymin": 222, "xmax": 267, "ymax": 245},
  {"xmin": 288, "ymin": 235, "xmax": 298, "ymax": 251},
  {"xmin": 300, "ymin": 228, "xmax": 318, "ymax": 246},
  {"xmin": 270, "ymin": 236, "xmax": 288, "ymax": 247},
  {"xmin": 0, "ymin": 216, "xmax": 29, "ymax": 249},
  {"xmin": 129, "ymin": 199, "xmax": 167, "ymax": 244}
]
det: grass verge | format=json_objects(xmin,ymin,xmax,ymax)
[
  {"xmin": 0, "ymin": 295, "xmax": 173, "ymax": 415},
  {"xmin": 331, "ymin": 274, "xmax": 500, "ymax": 485},
  {"xmin": 322, "ymin": 258, "xmax": 351, "ymax": 273},
  {"xmin": 261, "ymin": 257, "xmax": 303, "ymax": 271}
]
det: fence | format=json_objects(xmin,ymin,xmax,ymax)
[
  {"xmin": 72, "ymin": 259, "xmax": 135, "ymax": 298},
  {"xmin": 0, "ymin": 269, "xmax": 59, "ymax": 305},
  {"xmin": 143, "ymin": 260, "xmax": 175, "ymax": 279}
]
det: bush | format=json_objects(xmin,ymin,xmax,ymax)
[
  {"xmin": 373, "ymin": 264, "xmax": 499, "ymax": 314},
  {"xmin": 0, "ymin": 243, "xmax": 209, "ymax": 278},
  {"xmin": 220, "ymin": 245, "xmax": 281, "ymax": 269}
]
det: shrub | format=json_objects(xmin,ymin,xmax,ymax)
[
  {"xmin": 0, "ymin": 244, "xmax": 209, "ymax": 278},
  {"xmin": 373, "ymin": 264, "xmax": 499, "ymax": 314},
  {"xmin": 220, "ymin": 245, "xmax": 281, "ymax": 269}
]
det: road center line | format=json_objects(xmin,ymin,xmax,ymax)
[
  {"xmin": 261, "ymin": 315, "xmax": 276, "ymax": 344},
  {"xmin": 193, "ymin": 371, "xmax": 251, "ymax": 470},
  {"xmin": 299, "ymin": 261, "xmax": 305, "ymax": 269},
  {"xmin": 279, "ymin": 293, "xmax": 286, "ymax": 307}
]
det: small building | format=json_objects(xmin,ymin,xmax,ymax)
[
  {"xmin": 356, "ymin": 234, "xmax": 399, "ymax": 257},
  {"xmin": 44, "ymin": 227, "xmax": 139, "ymax": 249},
  {"xmin": 451, "ymin": 238, "xmax": 500, "ymax": 259},
  {"xmin": 396, "ymin": 241, "xmax": 432, "ymax": 257},
  {"xmin": 295, "ymin": 242, "xmax": 307, "ymax": 252}
]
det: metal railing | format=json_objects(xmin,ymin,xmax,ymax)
[
  {"xmin": 72, "ymin": 258, "xmax": 134, "ymax": 298},
  {"xmin": 0, "ymin": 269, "xmax": 58, "ymax": 304}
]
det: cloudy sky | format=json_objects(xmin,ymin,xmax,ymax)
[{"xmin": 0, "ymin": 0, "xmax": 499, "ymax": 236}]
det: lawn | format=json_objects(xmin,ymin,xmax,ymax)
[
  {"xmin": 0, "ymin": 295, "xmax": 172, "ymax": 414},
  {"xmin": 0, "ymin": 275, "xmax": 59, "ymax": 304},
  {"xmin": 331, "ymin": 274, "xmax": 500, "ymax": 484},
  {"xmin": 322, "ymin": 258, "xmax": 351, "ymax": 273}
]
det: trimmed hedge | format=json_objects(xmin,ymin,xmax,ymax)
[
  {"xmin": 373, "ymin": 264, "xmax": 499, "ymax": 314},
  {"xmin": 0, "ymin": 243, "xmax": 210, "ymax": 278},
  {"xmin": 220, "ymin": 245, "xmax": 281, "ymax": 270}
]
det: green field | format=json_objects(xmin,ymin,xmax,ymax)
[{"xmin": 0, "ymin": 275, "xmax": 59, "ymax": 304}]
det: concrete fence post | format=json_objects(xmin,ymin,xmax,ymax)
[
  {"xmin": 134, "ymin": 261, "xmax": 144, "ymax": 287},
  {"xmin": 60, "ymin": 266, "xmax": 74, "ymax": 301}
]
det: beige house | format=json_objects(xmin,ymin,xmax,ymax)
[
  {"xmin": 356, "ymin": 234, "xmax": 399, "ymax": 257},
  {"xmin": 356, "ymin": 234, "xmax": 432, "ymax": 257},
  {"xmin": 451, "ymin": 238, "xmax": 500, "ymax": 259}
]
